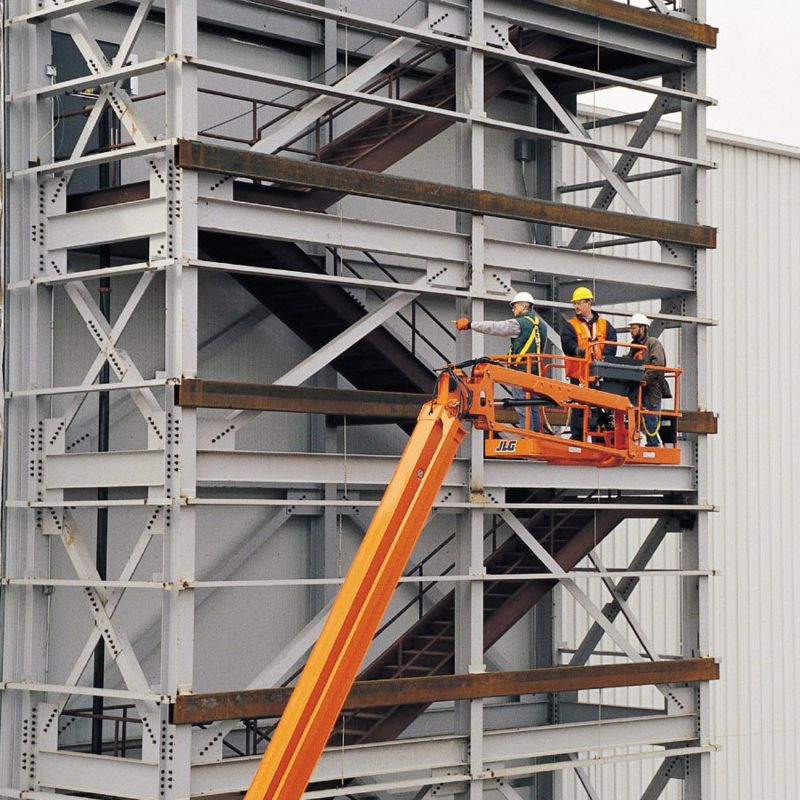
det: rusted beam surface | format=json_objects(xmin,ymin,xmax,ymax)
[
  {"xmin": 177, "ymin": 141, "xmax": 717, "ymax": 249},
  {"xmin": 536, "ymin": 0, "xmax": 717, "ymax": 47},
  {"xmin": 177, "ymin": 380, "xmax": 426, "ymax": 418},
  {"xmin": 177, "ymin": 379, "xmax": 717, "ymax": 433},
  {"xmin": 171, "ymin": 658, "xmax": 718, "ymax": 724}
]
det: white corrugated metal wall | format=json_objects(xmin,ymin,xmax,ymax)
[
  {"xmin": 704, "ymin": 131, "xmax": 800, "ymax": 800},
  {"xmin": 557, "ymin": 117, "xmax": 800, "ymax": 798}
]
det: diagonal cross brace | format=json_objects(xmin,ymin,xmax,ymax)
[
  {"xmin": 50, "ymin": 3, "xmax": 156, "ymax": 201},
  {"xmin": 569, "ymin": 94, "xmax": 681, "ymax": 250},
  {"xmin": 499, "ymin": 509, "xmax": 646, "ymax": 664},
  {"xmin": 49, "ymin": 7, "xmax": 157, "ymax": 194},
  {"xmin": 62, "ymin": 275, "xmax": 163, "ymax": 432},
  {"xmin": 506, "ymin": 42, "xmax": 652, "ymax": 219},
  {"xmin": 60, "ymin": 512, "xmax": 159, "ymax": 726},
  {"xmin": 570, "ymin": 518, "xmax": 670, "ymax": 667},
  {"xmin": 64, "ymin": 12, "xmax": 155, "ymax": 146},
  {"xmin": 251, "ymin": 20, "xmax": 430, "ymax": 155},
  {"xmin": 588, "ymin": 548, "xmax": 659, "ymax": 661},
  {"xmin": 58, "ymin": 514, "xmax": 159, "ymax": 713}
]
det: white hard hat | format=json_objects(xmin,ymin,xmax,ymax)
[
  {"xmin": 630, "ymin": 313, "xmax": 651, "ymax": 326},
  {"xmin": 510, "ymin": 291, "xmax": 535, "ymax": 306}
]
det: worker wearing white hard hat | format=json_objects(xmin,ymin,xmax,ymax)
[
  {"xmin": 453, "ymin": 290, "xmax": 547, "ymax": 431},
  {"xmin": 628, "ymin": 312, "xmax": 671, "ymax": 447}
]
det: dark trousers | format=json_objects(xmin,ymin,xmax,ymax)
[
  {"xmin": 568, "ymin": 378, "xmax": 584, "ymax": 438},
  {"xmin": 642, "ymin": 393, "xmax": 662, "ymax": 446}
]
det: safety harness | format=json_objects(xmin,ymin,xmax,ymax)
[{"xmin": 508, "ymin": 315, "xmax": 541, "ymax": 365}]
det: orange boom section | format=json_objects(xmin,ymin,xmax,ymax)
[
  {"xmin": 246, "ymin": 352, "xmax": 681, "ymax": 799},
  {"xmin": 243, "ymin": 400, "xmax": 466, "ymax": 800}
]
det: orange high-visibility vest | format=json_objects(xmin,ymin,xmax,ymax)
[{"xmin": 565, "ymin": 316, "xmax": 608, "ymax": 379}]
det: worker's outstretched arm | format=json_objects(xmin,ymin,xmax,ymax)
[{"xmin": 245, "ymin": 401, "xmax": 466, "ymax": 800}]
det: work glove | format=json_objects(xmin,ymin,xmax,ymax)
[
  {"xmin": 575, "ymin": 347, "xmax": 586, "ymax": 358},
  {"xmin": 454, "ymin": 317, "xmax": 471, "ymax": 331}
]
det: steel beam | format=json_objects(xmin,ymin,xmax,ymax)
[
  {"xmin": 532, "ymin": 0, "xmax": 717, "ymax": 47},
  {"xmin": 189, "ymin": 713, "xmax": 699, "ymax": 793},
  {"xmin": 172, "ymin": 659, "xmax": 718, "ymax": 724},
  {"xmin": 196, "ymin": 200, "xmax": 697, "ymax": 292},
  {"xmin": 47, "ymin": 199, "xmax": 165, "ymax": 249},
  {"xmin": 44, "ymin": 449, "xmax": 696, "ymax": 491},
  {"xmin": 176, "ymin": 379, "xmax": 717, "ymax": 433},
  {"xmin": 179, "ymin": 141, "xmax": 717, "ymax": 248}
]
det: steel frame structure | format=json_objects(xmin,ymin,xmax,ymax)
[{"xmin": 1, "ymin": 1, "xmax": 714, "ymax": 798}]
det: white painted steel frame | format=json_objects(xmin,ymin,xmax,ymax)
[{"xmin": 0, "ymin": 0, "xmax": 713, "ymax": 798}]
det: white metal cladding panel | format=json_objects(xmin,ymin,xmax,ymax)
[
  {"xmin": 704, "ymin": 136, "xmax": 800, "ymax": 800},
  {"xmin": 558, "ymin": 121, "xmax": 800, "ymax": 798}
]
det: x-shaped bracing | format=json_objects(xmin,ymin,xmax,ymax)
[
  {"xmin": 48, "ymin": 1, "xmax": 156, "ymax": 202},
  {"xmin": 58, "ymin": 510, "xmax": 160, "ymax": 748},
  {"xmin": 497, "ymin": 36, "xmax": 683, "ymax": 256},
  {"xmin": 500, "ymin": 510, "xmax": 685, "ymax": 705},
  {"xmin": 62, "ymin": 274, "xmax": 164, "ymax": 440}
]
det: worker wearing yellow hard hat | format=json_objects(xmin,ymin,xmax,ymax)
[
  {"xmin": 453, "ymin": 290, "xmax": 547, "ymax": 431},
  {"xmin": 560, "ymin": 286, "xmax": 618, "ymax": 440}
]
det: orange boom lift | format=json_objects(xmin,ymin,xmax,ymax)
[{"xmin": 244, "ymin": 351, "xmax": 680, "ymax": 799}]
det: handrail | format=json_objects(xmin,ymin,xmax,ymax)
[
  {"xmin": 257, "ymin": 44, "xmax": 446, "ymax": 158},
  {"xmin": 328, "ymin": 247, "xmax": 453, "ymax": 364},
  {"xmin": 490, "ymin": 348, "xmax": 681, "ymax": 449}
]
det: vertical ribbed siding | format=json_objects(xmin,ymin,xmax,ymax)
[
  {"xmin": 705, "ymin": 137, "xmax": 800, "ymax": 800},
  {"xmin": 557, "ymin": 120, "xmax": 800, "ymax": 798}
]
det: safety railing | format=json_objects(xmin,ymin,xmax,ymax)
[
  {"xmin": 331, "ymin": 246, "xmax": 454, "ymax": 364},
  {"xmin": 485, "ymin": 344, "xmax": 681, "ymax": 450},
  {"xmin": 59, "ymin": 703, "xmax": 141, "ymax": 757},
  {"xmin": 198, "ymin": 44, "xmax": 446, "ymax": 157}
]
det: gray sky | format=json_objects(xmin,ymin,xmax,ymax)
[
  {"xmin": 704, "ymin": 0, "xmax": 798, "ymax": 145},
  {"xmin": 596, "ymin": 2, "xmax": 798, "ymax": 147}
]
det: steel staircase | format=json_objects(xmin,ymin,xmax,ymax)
[
  {"xmin": 255, "ymin": 29, "xmax": 567, "ymax": 212},
  {"xmin": 207, "ymin": 29, "xmax": 569, "ymax": 392},
  {"xmin": 199, "ymin": 233, "xmax": 437, "ymax": 394},
  {"xmin": 327, "ymin": 501, "xmax": 626, "ymax": 746}
]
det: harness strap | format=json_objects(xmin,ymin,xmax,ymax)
[{"xmin": 508, "ymin": 316, "xmax": 541, "ymax": 365}]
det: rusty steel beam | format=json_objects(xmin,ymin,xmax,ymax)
[
  {"xmin": 171, "ymin": 658, "xmax": 718, "ymax": 724},
  {"xmin": 176, "ymin": 379, "xmax": 717, "ymax": 433},
  {"xmin": 177, "ymin": 379, "xmax": 425, "ymax": 418},
  {"xmin": 535, "ymin": 0, "xmax": 717, "ymax": 48},
  {"xmin": 176, "ymin": 141, "xmax": 717, "ymax": 249}
]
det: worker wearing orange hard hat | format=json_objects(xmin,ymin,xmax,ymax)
[
  {"xmin": 454, "ymin": 291, "xmax": 547, "ymax": 431},
  {"xmin": 627, "ymin": 312, "xmax": 671, "ymax": 447},
  {"xmin": 560, "ymin": 286, "xmax": 617, "ymax": 440}
]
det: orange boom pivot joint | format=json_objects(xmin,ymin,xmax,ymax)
[{"xmin": 244, "ymin": 353, "xmax": 681, "ymax": 799}]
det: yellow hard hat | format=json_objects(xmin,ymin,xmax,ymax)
[{"xmin": 571, "ymin": 286, "xmax": 594, "ymax": 303}]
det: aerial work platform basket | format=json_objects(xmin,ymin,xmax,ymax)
[{"xmin": 475, "ymin": 346, "xmax": 681, "ymax": 466}]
